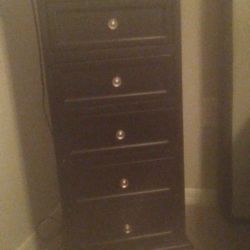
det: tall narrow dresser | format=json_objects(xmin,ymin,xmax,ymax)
[{"xmin": 36, "ymin": 0, "xmax": 192, "ymax": 249}]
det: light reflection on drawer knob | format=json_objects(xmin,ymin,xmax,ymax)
[
  {"xmin": 112, "ymin": 76, "xmax": 122, "ymax": 88},
  {"xmin": 120, "ymin": 178, "xmax": 129, "ymax": 189},
  {"xmin": 116, "ymin": 130, "xmax": 126, "ymax": 141},
  {"xmin": 108, "ymin": 18, "xmax": 119, "ymax": 30},
  {"xmin": 124, "ymin": 224, "xmax": 132, "ymax": 234}
]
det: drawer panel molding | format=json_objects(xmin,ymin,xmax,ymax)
[
  {"xmin": 65, "ymin": 158, "xmax": 177, "ymax": 200},
  {"xmin": 46, "ymin": 0, "xmax": 174, "ymax": 51}
]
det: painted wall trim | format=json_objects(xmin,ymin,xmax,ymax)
[
  {"xmin": 17, "ymin": 232, "xmax": 39, "ymax": 250},
  {"xmin": 17, "ymin": 205, "xmax": 62, "ymax": 250}
]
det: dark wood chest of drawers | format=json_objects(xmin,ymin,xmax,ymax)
[{"xmin": 36, "ymin": 0, "xmax": 192, "ymax": 249}]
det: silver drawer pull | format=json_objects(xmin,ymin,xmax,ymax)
[
  {"xmin": 124, "ymin": 224, "xmax": 132, "ymax": 234},
  {"xmin": 120, "ymin": 178, "xmax": 129, "ymax": 189},
  {"xmin": 116, "ymin": 129, "xmax": 126, "ymax": 141},
  {"xmin": 112, "ymin": 76, "xmax": 122, "ymax": 88},
  {"xmin": 108, "ymin": 18, "xmax": 119, "ymax": 30}
]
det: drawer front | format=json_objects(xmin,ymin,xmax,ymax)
[
  {"xmin": 55, "ymin": 56, "xmax": 174, "ymax": 104},
  {"xmin": 71, "ymin": 192, "xmax": 178, "ymax": 245},
  {"xmin": 69, "ymin": 142, "xmax": 176, "ymax": 166},
  {"xmin": 46, "ymin": 0, "xmax": 174, "ymax": 51},
  {"xmin": 63, "ymin": 109, "xmax": 177, "ymax": 153},
  {"xmin": 66, "ymin": 158, "xmax": 176, "ymax": 200}
]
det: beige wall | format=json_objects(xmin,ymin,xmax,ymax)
[
  {"xmin": 0, "ymin": 1, "xmax": 59, "ymax": 249},
  {"xmin": 181, "ymin": 0, "xmax": 223, "ymax": 189},
  {"xmin": 232, "ymin": 0, "xmax": 250, "ymax": 218}
]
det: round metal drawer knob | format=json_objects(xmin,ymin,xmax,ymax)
[
  {"xmin": 112, "ymin": 76, "xmax": 122, "ymax": 88},
  {"xmin": 124, "ymin": 224, "xmax": 132, "ymax": 234},
  {"xmin": 116, "ymin": 129, "xmax": 126, "ymax": 141},
  {"xmin": 120, "ymin": 178, "xmax": 129, "ymax": 189},
  {"xmin": 108, "ymin": 18, "xmax": 119, "ymax": 30}
]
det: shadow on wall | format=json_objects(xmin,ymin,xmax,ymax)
[
  {"xmin": 232, "ymin": 117, "xmax": 250, "ymax": 218},
  {"xmin": 1, "ymin": 0, "xmax": 59, "ymax": 248},
  {"xmin": 199, "ymin": 0, "xmax": 223, "ymax": 190},
  {"xmin": 217, "ymin": 0, "xmax": 233, "ymax": 218},
  {"xmin": 199, "ymin": 0, "xmax": 249, "ymax": 219}
]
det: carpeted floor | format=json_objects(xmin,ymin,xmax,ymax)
[{"xmin": 186, "ymin": 205, "xmax": 250, "ymax": 250}]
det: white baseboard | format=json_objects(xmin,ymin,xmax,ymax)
[
  {"xmin": 185, "ymin": 188, "xmax": 217, "ymax": 207},
  {"xmin": 17, "ymin": 232, "xmax": 40, "ymax": 250},
  {"xmin": 18, "ymin": 205, "xmax": 62, "ymax": 250}
]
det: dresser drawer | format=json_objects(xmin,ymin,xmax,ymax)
[
  {"xmin": 63, "ymin": 108, "xmax": 177, "ymax": 154},
  {"xmin": 66, "ymin": 158, "xmax": 176, "ymax": 200},
  {"xmin": 46, "ymin": 0, "xmax": 174, "ymax": 51},
  {"xmin": 55, "ymin": 55, "xmax": 174, "ymax": 105},
  {"xmin": 71, "ymin": 191, "xmax": 178, "ymax": 246},
  {"xmin": 69, "ymin": 141, "xmax": 176, "ymax": 166}
]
